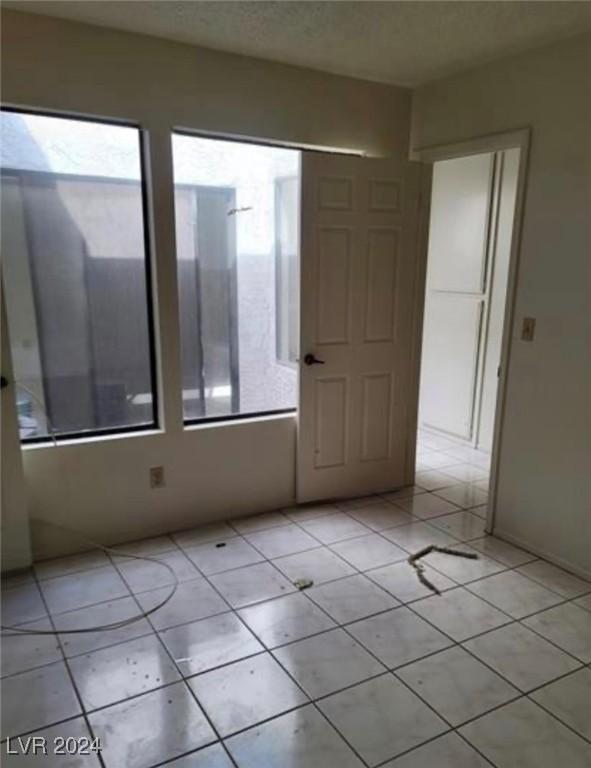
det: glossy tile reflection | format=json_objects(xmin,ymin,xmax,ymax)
[{"xmin": 2, "ymin": 427, "xmax": 589, "ymax": 767}]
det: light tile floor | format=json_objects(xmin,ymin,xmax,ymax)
[{"xmin": 2, "ymin": 430, "xmax": 591, "ymax": 767}]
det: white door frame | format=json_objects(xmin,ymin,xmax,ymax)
[{"xmin": 410, "ymin": 128, "xmax": 531, "ymax": 535}]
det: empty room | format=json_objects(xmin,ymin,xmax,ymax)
[{"xmin": 1, "ymin": 2, "xmax": 590, "ymax": 767}]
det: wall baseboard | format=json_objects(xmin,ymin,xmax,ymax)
[{"xmin": 493, "ymin": 526, "xmax": 591, "ymax": 582}]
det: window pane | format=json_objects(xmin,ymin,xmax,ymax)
[
  {"xmin": 172, "ymin": 135, "xmax": 300, "ymax": 422},
  {"xmin": 1, "ymin": 111, "xmax": 156, "ymax": 440}
]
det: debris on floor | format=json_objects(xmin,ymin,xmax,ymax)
[
  {"xmin": 293, "ymin": 578, "xmax": 314, "ymax": 590},
  {"xmin": 408, "ymin": 545, "xmax": 479, "ymax": 596}
]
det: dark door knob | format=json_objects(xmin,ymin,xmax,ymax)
[{"xmin": 304, "ymin": 353, "xmax": 325, "ymax": 366}]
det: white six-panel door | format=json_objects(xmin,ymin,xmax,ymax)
[{"xmin": 297, "ymin": 152, "xmax": 423, "ymax": 503}]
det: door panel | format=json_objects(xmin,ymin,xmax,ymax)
[
  {"xmin": 420, "ymin": 294, "xmax": 483, "ymax": 439},
  {"xmin": 318, "ymin": 177, "xmax": 353, "ymax": 210},
  {"xmin": 361, "ymin": 373, "xmax": 393, "ymax": 462},
  {"xmin": 364, "ymin": 228, "xmax": 399, "ymax": 342},
  {"xmin": 298, "ymin": 152, "xmax": 422, "ymax": 502},
  {"xmin": 428, "ymin": 153, "xmax": 493, "ymax": 294},
  {"xmin": 316, "ymin": 228, "xmax": 352, "ymax": 344},
  {"xmin": 314, "ymin": 376, "xmax": 348, "ymax": 468},
  {"xmin": 419, "ymin": 152, "xmax": 494, "ymax": 442}
]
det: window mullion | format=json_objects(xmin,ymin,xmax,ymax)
[{"xmin": 143, "ymin": 124, "xmax": 184, "ymax": 436}]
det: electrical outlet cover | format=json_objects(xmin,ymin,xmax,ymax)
[{"xmin": 150, "ymin": 466, "xmax": 165, "ymax": 488}]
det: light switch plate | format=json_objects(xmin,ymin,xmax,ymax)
[{"xmin": 521, "ymin": 317, "xmax": 536, "ymax": 342}]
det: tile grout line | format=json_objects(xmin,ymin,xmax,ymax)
[
  {"xmin": 30, "ymin": 568, "xmax": 109, "ymax": 768},
  {"xmin": 398, "ymin": 591, "xmax": 591, "ymax": 748},
  {"xmin": 6, "ymin": 583, "xmax": 588, "ymax": 747},
  {"xmin": 3, "ymin": 480, "xmax": 590, "ymax": 764},
  {"xmin": 106, "ymin": 547, "xmax": 241, "ymax": 768},
  {"xmin": 170, "ymin": 512, "xmax": 428, "ymax": 767},
  {"xmin": 235, "ymin": 531, "xmax": 472, "ymax": 764},
  {"xmin": 162, "ymin": 511, "xmax": 391, "ymax": 768},
  {"xmin": 5, "ymin": 528, "xmax": 587, "ymax": 671},
  {"xmin": 260, "ymin": 500, "xmax": 591, "ymax": 754},
  {"xmin": 6, "ymin": 541, "xmax": 586, "ymax": 668},
  {"xmin": 169, "ymin": 524, "xmax": 378, "ymax": 768}
]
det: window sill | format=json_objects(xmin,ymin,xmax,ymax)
[
  {"xmin": 183, "ymin": 411, "xmax": 296, "ymax": 433},
  {"xmin": 21, "ymin": 411, "xmax": 298, "ymax": 450},
  {"xmin": 22, "ymin": 428, "xmax": 164, "ymax": 451}
]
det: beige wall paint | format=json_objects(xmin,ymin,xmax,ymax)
[
  {"xmin": 1, "ymin": 10, "xmax": 411, "ymax": 561},
  {"xmin": 412, "ymin": 33, "xmax": 591, "ymax": 577},
  {"xmin": 3, "ymin": 11, "xmax": 589, "ymax": 575},
  {"xmin": 1, "ymin": 10, "xmax": 410, "ymax": 157},
  {"xmin": 1, "ymin": 290, "xmax": 32, "ymax": 570},
  {"xmin": 24, "ymin": 417, "xmax": 296, "ymax": 557}
]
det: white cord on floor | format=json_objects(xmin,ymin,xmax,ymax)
[
  {"xmin": 1, "ymin": 381, "xmax": 181, "ymax": 636},
  {"xmin": 1, "ymin": 517, "xmax": 180, "ymax": 636}
]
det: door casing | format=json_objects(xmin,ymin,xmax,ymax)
[{"xmin": 411, "ymin": 129, "xmax": 531, "ymax": 535}]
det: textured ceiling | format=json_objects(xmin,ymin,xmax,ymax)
[{"xmin": 5, "ymin": 1, "xmax": 591, "ymax": 86}]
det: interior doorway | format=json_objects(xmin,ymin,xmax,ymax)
[{"xmin": 415, "ymin": 140, "xmax": 525, "ymax": 523}]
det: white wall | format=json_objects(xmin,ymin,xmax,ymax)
[
  {"xmin": 1, "ymin": 10, "xmax": 411, "ymax": 560},
  {"xmin": 23, "ymin": 417, "xmax": 295, "ymax": 556},
  {"xmin": 0, "ymin": 11, "xmax": 410, "ymax": 158},
  {"xmin": 412, "ymin": 33, "xmax": 591, "ymax": 577}
]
